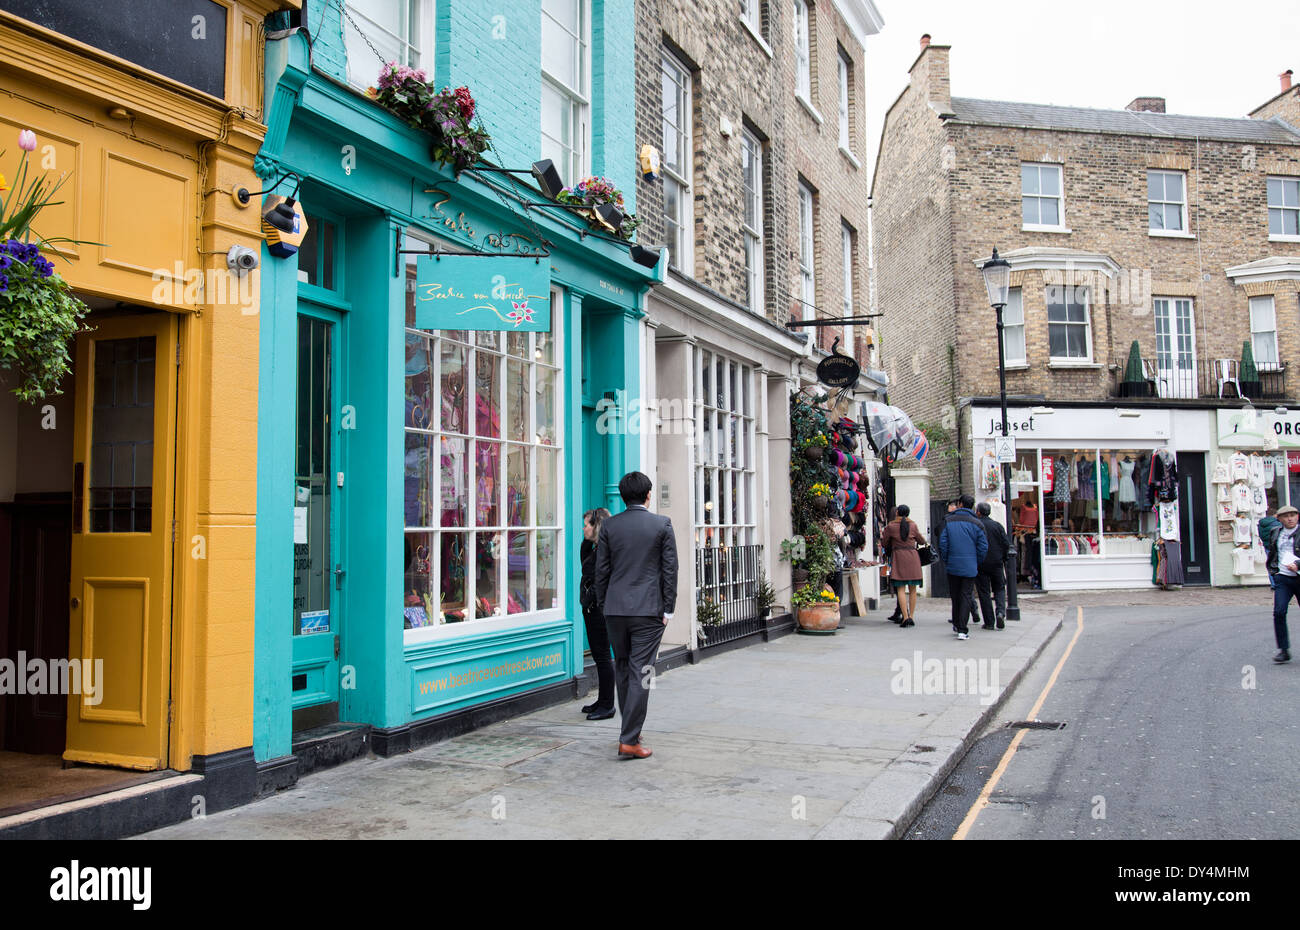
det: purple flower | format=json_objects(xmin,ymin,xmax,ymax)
[{"xmin": 0, "ymin": 273, "xmax": 7, "ymax": 293}]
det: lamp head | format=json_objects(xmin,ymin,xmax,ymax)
[
  {"xmin": 981, "ymin": 246, "xmax": 1012, "ymax": 309},
  {"xmin": 531, "ymin": 160, "xmax": 565, "ymax": 200}
]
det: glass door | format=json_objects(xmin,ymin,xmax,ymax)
[{"xmin": 1154, "ymin": 298, "xmax": 1197, "ymax": 399}]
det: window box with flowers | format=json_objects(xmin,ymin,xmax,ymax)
[
  {"xmin": 368, "ymin": 63, "xmax": 491, "ymax": 174},
  {"xmin": 556, "ymin": 176, "xmax": 641, "ymax": 239},
  {"xmin": 0, "ymin": 129, "xmax": 90, "ymax": 402}
]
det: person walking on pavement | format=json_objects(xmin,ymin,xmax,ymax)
[
  {"xmin": 1259, "ymin": 504, "xmax": 1299, "ymax": 663},
  {"xmin": 578, "ymin": 507, "xmax": 615, "ymax": 719},
  {"xmin": 883, "ymin": 505, "xmax": 924, "ymax": 627},
  {"xmin": 974, "ymin": 502, "xmax": 1010, "ymax": 630},
  {"xmin": 939, "ymin": 494, "xmax": 987, "ymax": 641},
  {"xmin": 594, "ymin": 471, "xmax": 679, "ymax": 758}
]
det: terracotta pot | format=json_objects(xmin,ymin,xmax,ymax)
[{"xmin": 796, "ymin": 602, "xmax": 840, "ymax": 632}]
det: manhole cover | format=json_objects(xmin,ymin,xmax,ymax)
[
  {"xmin": 1005, "ymin": 720, "xmax": 1067, "ymax": 730},
  {"xmin": 424, "ymin": 734, "xmax": 568, "ymax": 766}
]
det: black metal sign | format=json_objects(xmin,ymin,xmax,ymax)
[{"xmin": 816, "ymin": 340, "xmax": 861, "ymax": 388}]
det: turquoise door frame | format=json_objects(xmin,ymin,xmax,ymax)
[{"xmin": 290, "ymin": 301, "xmax": 346, "ymax": 715}]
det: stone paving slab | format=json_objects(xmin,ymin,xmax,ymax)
[{"xmin": 141, "ymin": 603, "xmax": 1064, "ymax": 841}]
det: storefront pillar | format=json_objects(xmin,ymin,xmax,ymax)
[{"xmin": 893, "ymin": 467, "xmax": 934, "ymax": 595}]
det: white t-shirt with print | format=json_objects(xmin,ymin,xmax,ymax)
[{"xmin": 1232, "ymin": 547, "xmax": 1256, "ymax": 576}]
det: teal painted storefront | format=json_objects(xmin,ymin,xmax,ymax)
[{"xmin": 253, "ymin": 1, "xmax": 655, "ymax": 764}]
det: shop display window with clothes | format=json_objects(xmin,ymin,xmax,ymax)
[{"xmin": 401, "ymin": 239, "xmax": 563, "ymax": 632}]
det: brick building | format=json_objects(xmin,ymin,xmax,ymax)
[
  {"xmin": 872, "ymin": 38, "xmax": 1300, "ymax": 591},
  {"xmin": 632, "ymin": 0, "xmax": 883, "ymax": 642}
]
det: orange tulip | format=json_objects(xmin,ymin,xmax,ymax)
[{"xmin": 0, "ymin": 173, "xmax": 8, "ymax": 192}]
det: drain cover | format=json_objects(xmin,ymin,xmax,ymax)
[
  {"xmin": 1006, "ymin": 720, "xmax": 1067, "ymax": 730},
  {"xmin": 424, "ymin": 734, "xmax": 568, "ymax": 766}
]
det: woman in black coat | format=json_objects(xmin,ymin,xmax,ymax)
[{"xmin": 579, "ymin": 507, "xmax": 615, "ymax": 719}]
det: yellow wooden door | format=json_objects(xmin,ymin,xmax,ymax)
[{"xmin": 65, "ymin": 312, "xmax": 177, "ymax": 770}]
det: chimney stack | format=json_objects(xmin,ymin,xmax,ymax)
[
  {"xmin": 920, "ymin": 33, "xmax": 930, "ymax": 49},
  {"xmin": 1126, "ymin": 96, "xmax": 1166, "ymax": 113},
  {"xmin": 1283, "ymin": 70, "xmax": 1294, "ymax": 93}
]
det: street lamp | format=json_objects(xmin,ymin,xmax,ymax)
[{"xmin": 981, "ymin": 247, "xmax": 1020, "ymax": 622}]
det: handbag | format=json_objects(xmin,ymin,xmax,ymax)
[{"xmin": 916, "ymin": 540, "xmax": 935, "ymax": 566}]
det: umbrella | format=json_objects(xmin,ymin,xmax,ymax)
[{"xmin": 861, "ymin": 401, "xmax": 900, "ymax": 455}]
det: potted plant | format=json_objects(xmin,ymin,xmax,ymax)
[
  {"xmin": 0, "ymin": 129, "xmax": 91, "ymax": 401},
  {"xmin": 1118, "ymin": 340, "xmax": 1150, "ymax": 398},
  {"xmin": 755, "ymin": 571, "xmax": 775, "ymax": 620},
  {"xmin": 780, "ymin": 536, "xmax": 809, "ymax": 586},
  {"xmin": 791, "ymin": 585, "xmax": 840, "ymax": 632},
  {"xmin": 809, "ymin": 482, "xmax": 832, "ymax": 511},
  {"xmin": 1240, "ymin": 340, "xmax": 1262, "ymax": 400},
  {"xmin": 696, "ymin": 596, "xmax": 723, "ymax": 641},
  {"xmin": 556, "ymin": 175, "xmax": 641, "ymax": 239},
  {"xmin": 368, "ymin": 64, "xmax": 491, "ymax": 174},
  {"xmin": 801, "ymin": 432, "xmax": 829, "ymax": 461}
]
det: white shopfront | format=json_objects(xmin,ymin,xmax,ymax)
[{"xmin": 968, "ymin": 404, "xmax": 1214, "ymax": 591}]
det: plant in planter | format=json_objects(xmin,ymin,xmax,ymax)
[
  {"xmin": 1240, "ymin": 340, "xmax": 1262, "ymax": 399},
  {"xmin": 368, "ymin": 64, "xmax": 491, "ymax": 174},
  {"xmin": 0, "ymin": 129, "xmax": 91, "ymax": 402},
  {"xmin": 1119, "ymin": 340, "xmax": 1150, "ymax": 398},
  {"xmin": 755, "ymin": 571, "xmax": 775, "ymax": 619},
  {"xmin": 791, "ymin": 584, "xmax": 840, "ymax": 632},
  {"xmin": 556, "ymin": 175, "xmax": 642, "ymax": 239},
  {"xmin": 696, "ymin": 596, "xmax": 723, "ymax": 641},
  {"xmin": 809, "ymin": 481, "xmax": 832, "ymax": 511}
]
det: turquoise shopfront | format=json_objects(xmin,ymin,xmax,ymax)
[{"xmin": 252, "ymin": 3, "xmax": 657, "ymax": 769}]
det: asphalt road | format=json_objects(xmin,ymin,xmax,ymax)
[{"xmin": 906, "ymin": 600, "xmax": 1299, "ymax": 840}]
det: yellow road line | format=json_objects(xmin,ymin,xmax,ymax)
[{"xmin": 952, "ymin": 605, "xmax": 1085, "ymax": 841}]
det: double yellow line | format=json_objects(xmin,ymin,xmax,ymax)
[{"xmin": 952, "ymin": 606, "xmax": 1085, "ymax": 841}]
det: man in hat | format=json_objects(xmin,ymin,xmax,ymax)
[{"xmin": 1259, "ymin": 504, "xmax": 1300, "ymax": 663}]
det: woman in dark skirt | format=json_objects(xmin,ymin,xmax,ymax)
[
  {"xmin": 579, "ymin": 507, "xmax": 615, "ymax": 719},
  {"xmin": 883, "ymin": 504, "xmax": 924, "ymax": 627}
]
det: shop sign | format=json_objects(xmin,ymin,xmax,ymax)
[
  {"xmin": 412, "ymin": 642, "xmax": 566, "ymax": 712},
  {"xmin": 1217, "ymin": 407, "xmax": 1300, "ymax": 449},
  {"xmin": 816, "ymin": 351, "xmax": 860, "ymax": 388},
  {"xmin": 415, "ymin": 256, "xmax": 551, "ymax": 331},
  {"xmin": 972, "ymin": 406, "xmax": 1170, "ymax": 441}
]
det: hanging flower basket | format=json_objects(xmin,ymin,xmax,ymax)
[{"xmin": 368, "ymin": 64, "xmax": 490, "ymax": 174}]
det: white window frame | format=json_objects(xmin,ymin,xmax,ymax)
[
  {"xmin": 541, "ymin": 0, "xmax": 591, "ymax": 188},
  {"xmin": 1147, "ymin": 169, "xmax": 1188, "ymax": 235},
  {"xmin": 402, "ymin": 238, "xmax": 566, "ymax": 643},
  {"xmin": 1021, "ymin": 162, "xmax": 1067, "ymax": 232},
  {"xmin": 1268, "ymin": 175, "xmax": 1300, "ymax": 241},
  {"xmin": 661, "ymin": 49, "xmax": 693, "ymax": 272},
  {"xmin": 694, "ymin": 347, "xmax": 758, "ymax": 553},
  {"xmin": 742, "ymin": 128, "xmax": 764, "ymax": 314},
  {"xmin": 798, "ymin": 181, "xmax": 816, "ymax": 320},
  {"xmin": 1046, "ymin": 284, "xmax": 1092, "ymax": 362},
  {"xmin": 841, "ymin": 221, "xmax": 854, "ymax": 354},
  {"xmin": 1250, "ymin": 295, "xmax": 1280, "ymax": 370},
  {"xmin": 344, "ymin": 0, "xmax": 433, "ymax": 91},
  {"xmin": 1002, "ymin": 286, "xmax": 1026, "ymax": 365},
  {"xmin": 793, "ymin": 0, "xmax": 811, "ymax": 103},
  {"xmin": 837, "ymin": 49, "xmax": 851, "ymax": 152},
  {"xmin": 1152, "ymin": 297, "xmax": 1197, "ymax": 398}
]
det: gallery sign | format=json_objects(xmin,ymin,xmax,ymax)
[
  {"xmin": 415, "ymin": 255, "xmax": 551, "ymax": 331},
  {"xmin": 1217, "ymin": 407, "xmax": 1298, "ymax": 449},
  {"xmin": 816, "ymin": 351, "xmax": 861, "ymax": 388}
]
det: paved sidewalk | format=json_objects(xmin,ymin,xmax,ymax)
[{"xmin": 143, "ymin": 603, "xmax": 1063, "ymax": 840}]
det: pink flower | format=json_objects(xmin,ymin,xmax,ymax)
[{"xmin": 18, "ymin": 130, "xmax": 36, "ymax": 151}]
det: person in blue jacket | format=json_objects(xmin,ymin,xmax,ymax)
[{"xmin": 939, "ymin": 493, "xmax": 988, "ymax": 640}]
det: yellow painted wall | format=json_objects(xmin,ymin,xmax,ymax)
[{"xmin": 0, "ymin": 1, "xmax": 295, "ymax": 770}]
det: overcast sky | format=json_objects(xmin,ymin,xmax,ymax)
[{"xmin": 865, "ymin": 0, "xmax": 1300, "ymax": 178}]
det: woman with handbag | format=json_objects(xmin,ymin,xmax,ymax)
[{"xmin": 883, "ymin": 504, "xmax": 925, "ymax": 627}]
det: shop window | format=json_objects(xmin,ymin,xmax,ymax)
[
  {"xmin": 694, "ymin": 347, "xmax": 756, "ymax": 552},
  {"xmin": 1038, "ymin": 449, "xmax": 1156, "ymax": 557},
  {"xmin": 402, "ymin": 236, "xmax": 563, "ymax": 632}
]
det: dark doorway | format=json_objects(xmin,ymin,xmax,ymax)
[{"xmin": 1176, "ymin": 452, "xmax": 1210, "ymax": 585}]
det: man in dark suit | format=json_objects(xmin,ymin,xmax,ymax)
[
  {"xmin": 974, "ymin": 502, "xmax": 1010, "ymax": 630},
  {"xmin": 594, "ymin": 471, "xmax": 679, "ymax": 759}
]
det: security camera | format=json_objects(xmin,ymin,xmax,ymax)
[{"xmin": 227, "ymin": 245, "xmax": 259, "ymax": 275}]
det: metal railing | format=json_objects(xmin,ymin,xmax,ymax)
[
  {"xmin": 1111, "ymin": 356, "xmax": 1287, "ymax": 401},
  {"xmin": 696, "ymin": 543, "xmax": 764, "ymax": 648}
]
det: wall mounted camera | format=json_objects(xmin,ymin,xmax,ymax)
[{"xmin": 227, "ymin": 245, "xmax": 260, "ymax": 275}]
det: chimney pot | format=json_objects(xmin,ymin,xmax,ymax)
[
  {"xmin": 1283, "ymin": 70, "xmax": 1294, "ymax": 92},
  {"xmin": 1125, "ymin": 96, "xmax": 1166, "ymax": 113},
  {"xmin": 920, "ymin": 33, "xmax": 931, "ymax": 49}
]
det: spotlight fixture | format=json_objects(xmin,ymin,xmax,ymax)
[
  {"xmin": 629, "ymin": 243, "xmax": 663, "ymax": 269},
  {"xmin": 530, "ymin": 159, "xmax": 564, "ymax": 200},
  {"xmin": 593, "ymin": 203, "xmax": 625, "ymax": 233}
]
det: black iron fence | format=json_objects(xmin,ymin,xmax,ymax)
[
  {"xmin": 696, "ymin": 543, "xmax": 764, "ymax": 648},
  {"xmin": 1111, "ymin": 356, "xmax": 1287, "ymax": 401}
]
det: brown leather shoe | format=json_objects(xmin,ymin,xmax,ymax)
[{"xmin": 617, "ymin": 742, "xmax": 652, "ymax": 759}]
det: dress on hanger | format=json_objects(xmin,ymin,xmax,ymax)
[
  {"xmin": 1077, "ymin": 458, "xmax": 1095, "ymax": 500},
  {"xmin": 1117, "ymin": 459, "xmax": 1137, "ymax": 504},
  {"xmin": 1053, "ymin": 456, "xmax": 1071, "ymax": 503},
  {"xmin": 1099, "ymin": 457, "xmax": 1110, "ymax": 500}
]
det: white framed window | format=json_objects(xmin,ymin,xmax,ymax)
[
  {"xmin": 740, "ymin": 0, "xmax": 763, "ymax": 36},
  {"xmin": 1047, "ymin": 284, "xmax": 1090, "ymax": 361},
  {"xmin": 1147, "ymin": 170, "xmax": 1187, "ymax": 233},
  {"xmin": 662, "ymin": 50, "xmax": 693, "ymax": 271},
  {"xmin": 1021, "ymin": 163, "xmax": 1064, "ymax": 230},
  {"xmin": 344, "ymin": 0, "xmax": 432, "ymax": 90},
  {"xmin": 742, "ymin": 128, "xmax": 764, "ymax": 314},
  {"xmin": 402, "ymin": 236, "xmax": 564, "ymax": 638},
  {"xmin": 1250, "ymin": 295, "xmax": 1280, "ymax": 370},
  {"xmin": 837, "ymin": 49, "xmax": 851, "ymax": 151},
  {"xmin": 793, "ymin": 0, "xmax": 811, "ymax": 102},
  {"xmin": 841, "ymin": 221, "xmax": 854, "ymax": 353},
  {"xmin": 798, "ymin": 181, "xmax": 816, "ymax": 320},
  {"xmin": 1268, "ymin": 176, "xmax": 1300, "ymax": 238},
  {"xmin": 1003, "ymin": 287, "xmax": 1026, "ymax": 365},
  {"xmin": 694, "ymin": 348, "xmax": 757, "ymax": 551},
  {"xmin": 541, "ymin": 0, "xmax": 590, "ymax": 187}
]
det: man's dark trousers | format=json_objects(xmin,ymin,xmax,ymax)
[
  {"xmin": 975, "ymin": 563, "xmax": 1006, "ymax": 626},
  {"xmin": 605, "ymin": 614, "xmax": 666, "ymax": 745},
  {"xmin": 948, "ymin": 573, "xmax": 977, "ymax": 634},
  {"xmin": 1273, "ymin": 572, "xmax": 1300, "ymax": 650}
]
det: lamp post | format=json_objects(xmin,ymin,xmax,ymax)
[{"xmin": 981, "ymin": 247, "xmax": 1020, "ymax": 622}]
